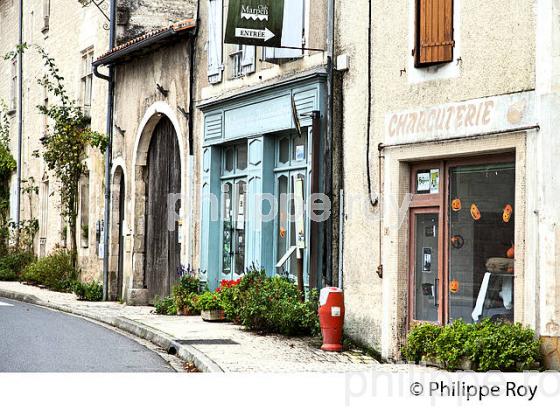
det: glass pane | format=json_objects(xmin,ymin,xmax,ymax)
[
  {"xmin": 289, "ymin": 173, "xmax": 306, "ymax": 278},
  {"xmin": 279, "ymin": 137, "xmax": 290, "ymax": 164},
  {"xmin": 222, "ymin": 183, "xmax": 232, "ymax": 275},
  {"xmin": 276, "ymin": 175, "xmax": 288, "ymax": 268},
  {"xmin": 233, "ymin": 180, "xmax": 246, "ymax": 275},
  {"xmin": 292, "ymin": 131, "xmax": 307, "ymax": 162},
  {"xmin": 414, "ymin": 213, "xmax": 439, "ymax": 322},
  {"xmin": 224, "ymin": 148, "xmax": 234, "ymax": 173},
  {"xmin": 416, "ymin": 168, "xmax": 440, "ymax": 194},
  {"xmin": 237, "ymin": 143, "xmax": 247, "ymax": 171},
  {"xmin": 448, "ymin": 163, "xmax": 515, "ymax": 324}
]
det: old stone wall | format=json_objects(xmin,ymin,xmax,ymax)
[
  {"xmin": 116, "ymin": 0, "xmax": 196, "ymax": 44},
  {"xmin": 337, "ymin": 0, "xmax": 537, "ymax": 355},
  {"xmin": 110, "ymin": 39, "xmax": 192, "ymax": 300},
  {"xmin": 0, "ymin": 0, "xmax": 109, "ymax": 281}
]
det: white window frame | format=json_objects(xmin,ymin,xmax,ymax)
[
  {"xmin": 80, "ymin": 47, "xmax": 94, "ymax": 119},
  {"xmin": 229, "ymin": 44, "xmax": 256, "ymax": 78},
  {"xmin": 208, "ymin": 0, "xmax": 224, "ymax": 84}
]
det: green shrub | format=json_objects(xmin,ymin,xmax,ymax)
[
  {"xmin": 172, "ymin": 287, "xmax": 200, "ymax": 315},
  {"xmin": 154, "ymin": 296, "xmax": 177, "ymax": 315},
  {"xmin": 219, "ymin": 283, "xmax": 242, "ymax": 321},
  {"xmin": 237, "ymin": 275, "xmax": 320, "ymax": 336},
  {"xmin": 21, "ymin": 249, "xmax": 77, "ymax": 292},
  {"xmin": 401, "ymin": 319, "xmax": 541, "ymax": 371},
  {"xmin": 72, "ymin": 280, "xmax": 103, "ymax": 301},
  {"xmin": 176, "ymin": 273, "xmax": 200, "ymax": 294},
  {"xmin": 197, "ymin": 291, "xmax": 222, "ymax": 311},
  {"xmin": 469, "ymin": 320, "xmax": 541, "ymax": 371},
  {"xmin": 172, "ymin": 273, "xmax": 201, "ymax": 315},
  {"xmin": 0, "ymin": 249, "xmax": 35, "ymax": 281},
  {"xmin": 434, "ymin": 320, "xmax": 476, "ymax": 370},
  {"xmin": 402, "ymin": 322, "xmax": 442, "ymax": 363}
]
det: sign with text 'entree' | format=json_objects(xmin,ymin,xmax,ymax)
[{"xmin": 225, "ymin": 0, "xmax": 284, "ymax": 47}]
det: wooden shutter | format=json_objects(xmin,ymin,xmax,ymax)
[
  {"xmin": 208, "ymin": 0, "xmax": 223, "ymax": 84},
  {"xmin": 415, "ymin": 0, "xmax": 454, "ymax": 66}
]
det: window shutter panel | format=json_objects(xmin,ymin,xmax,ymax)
[
  {"xmin": 263, "ymin": 0, "xmax": 304, "ymax": 63},
  {"xmin": 241, "ymin": 45, "xmax": 256, "ymax": 75},
  {"xmin": 416, "ymin": 0, "xmax": 454, "ymax": 66},
  {"xmin": 208, "ymin": 0, "xmax": 223, "ymax": 83}
]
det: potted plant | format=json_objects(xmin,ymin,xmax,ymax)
[
  {"xmin": 172, "ymin": 269, "xmax": 201, "ymax": 315},
  {"xmin": 197, "ymin": 291, "xmax": 225, "ymax": 321}
]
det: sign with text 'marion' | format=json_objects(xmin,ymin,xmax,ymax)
[{"xmin": 225, "ymin": 0, "xmax": 284, "ymax": 47}]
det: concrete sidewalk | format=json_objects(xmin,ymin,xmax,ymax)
[{"xmin": 0, "ymin": 281, "xmax": 435, "ymax": 373}]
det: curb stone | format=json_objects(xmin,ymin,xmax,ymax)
[{"xmin": 0, "ymin": 288, "xmax": 224, "ymax": 373}]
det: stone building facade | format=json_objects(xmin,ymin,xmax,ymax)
[
  {"xmin": 94, "ymin": 17, "xmax": 197, "ymax": 303},
  {"xmin": 0, "ymin": 0, "xmax": 109, "ymax": 280},
  {"xmin": 337, "ymin": 0, "xmax": 560, "ymax": 368}
]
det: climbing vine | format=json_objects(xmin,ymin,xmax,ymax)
[
  {"xmin": 0, "ymin": 101, "xmax": 17, "ymax": 255},
  {"xmin": 3, "ymin": 44, "xmax": 106, "ymax": 267},
  {"xmin": 34, "ymin": 46, "xmax": 107, "ymax": 267}
]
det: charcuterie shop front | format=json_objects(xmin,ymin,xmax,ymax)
[
  {"xmin": 408, "ymin": 155, "xmax": 515, "ymax": 326},
  {"xmin": 378, "ymin": 91, "xmax": 538, "ymax": 358}
]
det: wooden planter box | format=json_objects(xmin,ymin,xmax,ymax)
[{"xmin": 201, "ymin": 309, "xmax": 226, "ymax": 322}]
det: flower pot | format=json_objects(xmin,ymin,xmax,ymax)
[{"xmin": 201, "ymin": 309, "xmax": 225, "ymax": 322}]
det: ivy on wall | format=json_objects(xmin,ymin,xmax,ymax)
[
  {"xmin": 0, "ymin": 101, "xmax": 17, "ymax": 255},
  {"xmin": 4, "ymin": 44, "xmax": 107, "ymax": 266}
]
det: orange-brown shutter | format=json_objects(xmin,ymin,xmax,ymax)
[{"xmin": 416, "ymin": 0, "xmax": 454, "ymax": 66}]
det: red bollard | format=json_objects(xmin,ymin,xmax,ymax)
[{"xmin": 318, "ymin": 287, "xmax": 345, "ymax": 352}]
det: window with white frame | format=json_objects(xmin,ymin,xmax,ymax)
[
  {"xmin": 229, "ymin": 44, "xmax": 256, "ymax": 78},
  {"xmin": 81, "ymin": 48, "xmax": 94, "ymax": 119}
]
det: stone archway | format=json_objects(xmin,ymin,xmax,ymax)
[
  {"xmin": 109, "ymin": 165, "xmax": 126, "ymax": 301},
  {"xmin": 130, "ymin": 104, "xmax": 186, "ymax": 305}
]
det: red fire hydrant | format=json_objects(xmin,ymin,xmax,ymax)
[{"xmin": 318, "ymin": 287, "xmax": 345, "ymax": 352}]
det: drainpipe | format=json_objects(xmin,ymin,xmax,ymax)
[
  {"xmin": 15, "ymin": 0, "xmax": 23, "ymax": 231},
  {"xmin": 94, "ymin": 0, "xmax": 117, "ymax": 301},
  {"xmin": 325, "ymin": 0, "xmax": 335, "ymax": 287}
]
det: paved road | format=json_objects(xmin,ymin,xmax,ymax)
[{"xmin": 0, "ymin": 298, "xmax": 174, "ymax": 372}]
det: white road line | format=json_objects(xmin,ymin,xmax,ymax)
[{"xmin": 0, "ymin": 301, "xmax": 13, "ymax": 306}]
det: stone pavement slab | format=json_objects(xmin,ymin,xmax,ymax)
[{"xmin": 0, "ymin": 281, "xmax": 438, "ymax": 373}]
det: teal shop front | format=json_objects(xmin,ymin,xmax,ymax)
[{"xmin": 199, "ymin": 73, "xmax": 327, "ymax": 290}]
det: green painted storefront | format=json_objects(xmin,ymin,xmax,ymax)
[{"xmin": 199, "ymin": 71, "xmax": 327, "ymax": 289}]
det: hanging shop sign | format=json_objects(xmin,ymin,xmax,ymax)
[
  {"xmin": 225, "ymin": 0, "xmax": 284, "ymax": 47},
  {"xmin": 384, "ymin": 91, "xmax": 537, "ymax": 144}
]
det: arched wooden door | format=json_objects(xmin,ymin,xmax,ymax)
[{"xmin": 144, "ymin": 117, "xmax": 181, "ymax": 301}]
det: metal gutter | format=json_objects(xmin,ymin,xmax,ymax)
[
  {"xmin": 325, "ymin": 0, "xmax": 335, "ymax": 287},
  {"xmin": 15, "ymin": 0, "xmax": 23, "ymax": 230},
  {"xmin": 97, "ymin": 0, "xmax": 117, "ymax": 301}
]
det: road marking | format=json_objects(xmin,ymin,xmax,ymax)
[{"xmin": 0, "ymin": 301, "xmax": 13, "ymax": 306}]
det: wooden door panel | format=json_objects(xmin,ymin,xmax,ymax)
[{"xmin": 145, "ymin": 117, "xmax": 181, "ymax": 301}]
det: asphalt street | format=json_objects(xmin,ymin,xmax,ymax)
[{"xmin": 0, "ymin": 297, "xmax": 174, "ymax": 372}]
